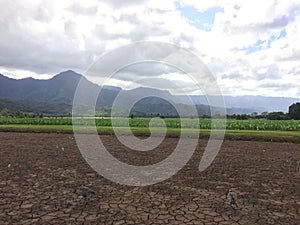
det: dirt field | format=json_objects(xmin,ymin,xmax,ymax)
[{"xmin": 0, "ymin": 132, "xmax": 299, "ymax": 224}]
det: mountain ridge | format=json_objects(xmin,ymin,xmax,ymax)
[{"xmin": 0, "ymin": 70, "xmax": 299, "ymax": 115}]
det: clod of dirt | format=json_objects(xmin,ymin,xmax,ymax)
[
  {"xmin": 227, "ymin": 190, "xmax": 238, "ymax": 209},
  {"xmin": 74, "ymin": 185, "xmax": 96, "ymax": 198}
]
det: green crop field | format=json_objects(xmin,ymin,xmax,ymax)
[
  {"xmin": 0, "ymin": 117, "xmax": 299, "ymax": 142},
  {"xmin": 0, "ymin": 117, "xmax": 299, "ymax": 131}
]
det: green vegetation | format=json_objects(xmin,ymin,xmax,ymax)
[
  {"xmin": 289, "ymin": 102, "xmax": 300, "ymax": 120},
  {"xmin": 0, "ymin": 117, "xmax": 299, "ymax": 131},
  {"xmin": 0, "ymin": 116, "xmax": 299, "ymax": 143}
]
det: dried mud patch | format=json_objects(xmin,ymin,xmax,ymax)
[{"xmin": 0, "ymin": 132, "xmax": 299, "ymax": 224}]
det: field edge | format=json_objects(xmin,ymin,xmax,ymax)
[{"xmin": 0, "ymin": 125, "xmax": 299, "ymax": 143}]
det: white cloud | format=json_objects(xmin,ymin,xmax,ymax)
[{"xmin": 0, "ymin": 0, "xmax": 299, "ymax": 97}]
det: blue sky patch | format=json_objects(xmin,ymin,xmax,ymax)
[
  {"xmin": 267, "ymin": 29, "xmax": 286, "ymax": 47},
  {"xmin": 175, "ymin": 2, "xmax": 224, "ymax": 31},
  {"xmin": 245, "ymin": 39, "xmax": 264, "ymax": 54},
  {"xmin": 244, "ymin": 29, "xmax": 286, "ymax": 54}
]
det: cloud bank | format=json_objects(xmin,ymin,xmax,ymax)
[{"xmin": 0, "ymin": 0, "xmax": 299, "ymax": 97}]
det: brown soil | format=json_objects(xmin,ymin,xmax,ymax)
[{"xmin": 0, "ymin": 132, "xmax": 299, "ymax": 224}]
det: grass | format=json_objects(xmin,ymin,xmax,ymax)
[{"xmin": 0, "ymin": 120, "xmax": 299, "ymax": 142}]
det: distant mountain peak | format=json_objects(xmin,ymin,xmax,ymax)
[
  {"xmin": 59, "ymin": 69, "xmax": 81, "ymax": 75},
  {"xmin": 130, "ymin": 86, "xmax": 171, "ymax": 95},
  {"xmin": 52, "ymin": 70, "xmax": 83, "ymax": 79}
]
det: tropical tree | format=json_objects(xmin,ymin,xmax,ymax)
[{"xmin": 289, "ymin": 102, "xmax": 300, "ymax": 120}]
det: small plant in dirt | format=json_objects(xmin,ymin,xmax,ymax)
[
  {"xmin": 283, "ymin": 158, "xmax": 300, "ymax": 172},
  {"xmin": 296, "ymin": 160, "xmax": 300, "ymax": 172},
  {"xmin": 284, "ymin": 159, "xmax": 292, "ymax": 169},
  {"xmin": 55, "ymin": 145, "xmax": 65, "ymax": 152}
]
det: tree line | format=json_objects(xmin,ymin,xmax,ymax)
[
  {"xmin": 1, "ymin": 102, "xmax": 300, "ymax": 120},
  {"xmin": 228, "ymin": 102, "xmax": 300, "ymax": 120}
]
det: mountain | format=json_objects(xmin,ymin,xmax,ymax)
[
  {"xmin": 176, "ymin": 95, "xmax": 300, "ymax": 113},
  {"xmin": 0, "ymin": 70, "xmax": 83, "ymax": 104},
  {"xmin": 0, "ymin": 70, "xmax": 121, "ymax": 108},
  {"xmin": 0, "ymin": 70, "xmax": 299, "ymax": 116},
  {"xmin": 0, "ymin": 98, "xmax": 71, "ymax": 115}
]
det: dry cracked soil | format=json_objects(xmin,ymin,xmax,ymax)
[{"xmin": 0, "ymin": 132, "xmax": 299, "ymax": 224}]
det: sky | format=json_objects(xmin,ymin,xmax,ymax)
[{"xmin": 0, "ymin": 0, "xmax": 300, "ymax": 97}]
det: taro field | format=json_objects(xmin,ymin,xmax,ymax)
[{"xmin": 0, "ymin": 117, "xmax": 299, "ymax": 131}]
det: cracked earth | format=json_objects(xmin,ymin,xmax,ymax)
[{"xmin": 0, "ymin": 132, "xmax": 299, "ymax": 224}]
